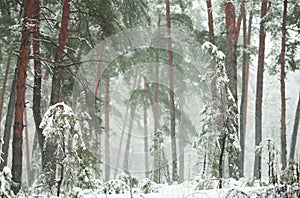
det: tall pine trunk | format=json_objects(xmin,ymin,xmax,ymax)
[
  {"xmin": 12, "ymin": 0, "xmax": 34, "ymax": 194},
  {"xmin": 143, "ymin": 99, "xmax": 149, "ymax": 178},
  {"xmin": 45, "ymin": 0, "xmax": 70, "ymax": 185},
  {"xmin": 153, "ymin": 13, "xmax": 161, "ymax": 183},
  {"xmin": 280, "ymin": 0, "xmax": 288, "ymax": 170},
  {"xmin": 165, "ymin": 0, "xmax": 178, "ymax": 182},
  {"xmin": 254, "ymin": 0, "xmax": 268, "ymax": 180},
  {"xmin": 50, "ymin": 0, "xmax": 70, "ymax": 105},
  {"xmin": 0, "ymin": 70, "xmax": 16, "ymax": 171},
  {"xmin": 32, "ymin": 0, "xmax": 44, "ymax": 162},
  {"xmin": 104, "ymin": 78, "xmax": 110, "ymax": 181},
  {"xmin": 225, "ymin": 2, "xmax": 239, "ymax": 178},
  {"xmin": 239, "ymin": 2, "xmax": 252, "ymax": 177},
  {"xmin": 206, "ymin": 0, "xmax": 216, "ymax": 99},
  {"xmin": 123, "ymin": 104, "xmax": 136, "ymax": 173},
  {"xmin": 289, "ymin": 94, "xmax": 300, "ymax": 161}
]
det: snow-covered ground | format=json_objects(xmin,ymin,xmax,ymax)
[{"xmin": 73, "ymin": 182, "xmax": 300, "ymax": 198}]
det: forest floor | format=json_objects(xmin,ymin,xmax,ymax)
[{"xmin": 74, "ymin": 180, "xmax": 300, "ymax": 198}]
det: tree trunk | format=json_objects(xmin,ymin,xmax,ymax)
[
  {"xmin": 45, "ymin": 0, "xmax": 70, "ymax": 185},
  {"xmin": 12, "ymin": 0, "xmax": 34, "ymax": 194},
  {"xmin": 0, "ymin": 70, "xmax": 16, "ymax": 171},
  {"xmin": 104, "ymin": 78, "xmax": 110, "ymax": 181},
  {"xmin": 123, "ymin": 104, "xmax": 136, "ymax": 173},
  {"xmin": 178, "ymin": 136, "xmax": 184, "ymax": 182},
  {"xmin": 239, "ymin": 2, "xmax": 252, "ymax": 177},
  {"xmin": 165, "ymin": 0, "xmax": 178, "ymax": 182},
  {"xmin": 254, "ymin": 0, "xmax": 268, "ymax": 180},
  {"xmin": 24, "ymin": 108, "xmax": 31, "ymax": 184},
  {"xmin": 280, "ymin": 0, "xmax": 288, "ymax": 170},
  {"xmin": 206, "ymin": 0, "xmax": 217, "ymax": 100},
  {"xmin": 50, "ymin": 0, "xmax": 70, "ymax": 105},
  {"xmin": 153, "ymin": 13, "xmax": 161, "ymax": 183},
  {"xmin": 114, "ymin": 75, "xmax": 139, "ymax": 178},
  {"xmin": 0, "ymin": 52, "xmax": 12, "ymax": 124},
  {"xmin": 289, "ymin": 94, "xmax": 300, "ymax": 161},
  {"xmin": 32, "ymin": 0, "xmax": 44, "ymax": 163},
  {"xmin": 225, "ymin": 2, "xmax": 239, "ymax": 178},
  {"xmin": 143, "ymin": 102, "xmax": 149, "ymax": 178}
]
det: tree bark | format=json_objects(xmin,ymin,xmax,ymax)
[
  {"xmin": 104, "ymin": 78, "xmax": 110, "ymax": 181},
  {"xmin": 50, "ymin": 0, "xmax": 70, "ymax": 105},
  {"xmin": 289, "ymin": 94, "xmax": 300, "ymax": 161},
  {"xmin": 153, "ymin": 13, "xmax": 161, "ymax": 183},
  {"xmin": 225, "ymin": 2, "xmax": 239, "ymax": 178},
  {"xmin": 254, "ymin": 0, "xmax": 268, "ymax": 180},
  {"xmin": 206, "ymin": 0, "xmax": 217, "ymax": 100},
  {"xmin": 24, "ymin": 108, "xmax": 31, "ymax": 184},
  {"xmin": 32, "ymin": 0, "xmax": 44, "ymax": 164},
  {"xmin": 239, "ymin": 2, "xmax": 252, "ymax": 177},
  {"xmin": 166, "ymin": 0, "xmax": 178, "ymax": 182},
  {"xmin": 45, "ymin": 0, "xmax": 70, "ymax": 185},
  {"xmin": 0, "ymin": 70, "xmax": 16, "ymax": 171},
  {"xmin": 12, "ymin": 0, "xmax": 34, "ymax": 194},
  {"xmin": 280, "ymin": 0, "xmax": 288, "ymax": 170}
]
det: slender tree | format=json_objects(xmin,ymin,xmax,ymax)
[
  {"xmin": 224, "ymin": 1, "xmax": 240, "ymax": 178},
  {"xmin": 50, "ymin": 0, "xmax": 71, "ymax": 105},
  {"xmin": 104, "ymin": 78, "xmax": 110, "ymax": 181},
  {"xmin": 12, "ymin": 0, "xmax": 34, "ymax": 194},
  {"xmin": 239, "ymin": 2, "xmax": 252, "ymax": 177},
  {"xmin": 123, "ymin": 103, "xmax": 137, "ymax": 173},
  {"xmin": 289, "ymin": 94, "xmax": 300, "ymax": 161},
  {"xmin": 206, "ymin": 0, "xmax": 217, "ymax": 100},
  {"xmin": 43, "ymin": 0, "xmax": 70, "ymax": 187},
  {"xmin": 254, "ymin": 0, "xmax": 268, "ymax": 180},
  {"xmin": 280, "ymin": 0, "xmax": 288, "ymax": 170},
  {"xmin": 0, "ymin": 70, "xmax": 16, "ymax": 171},
  {"xmin": 32, "ymin": 0, "xmax": 44, "ymax": 160},
  {"xmin": 165, "ymin": 0, "xmax": 178, "ymax": 182},
  {"xmin": 153, "ymin": 12, "xmax": 161, "ymax": 183},
  {"xmin": 142, "ymin": 77, "xmax": 150, "ymax": 178}
]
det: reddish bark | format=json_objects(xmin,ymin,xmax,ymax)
[
  {"xmin": 280, "ymin": 0, "xmax": 288, "ymax": 169},
  {"xmin": 239, "ymin": 2, "xmax": 252, "ymax": 177},
  {"xmin": 254, "ymin": 0, "xmax": 268, "ymax": 179},
  {"xmin": 234, "ymin": 0, "xmax": 246, "ymax": 44},
  {"xmin": 45, "ymin": 0, "xmax": 70, "ymax": 186},
  {"xmin": 50, "ymin": 0, "xmax": 71, "ymax": 105},
  {"xmin": 206, "ymin": 0, "xmax": 215, "ymax": 43},
  {"xmin": 225, "ymin": 2, "xmax": 240, "ymax": 178},
  {"xmin": 166, "ymin": 0, "xmax": 178, "ymax": 181},
  {"xmin": 225, "ymin": 2, "xmax": 237, "ymax": 102},
  {"xmin": 12, "ymin": 0, "xmax": 34, "ymax": 194}
]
